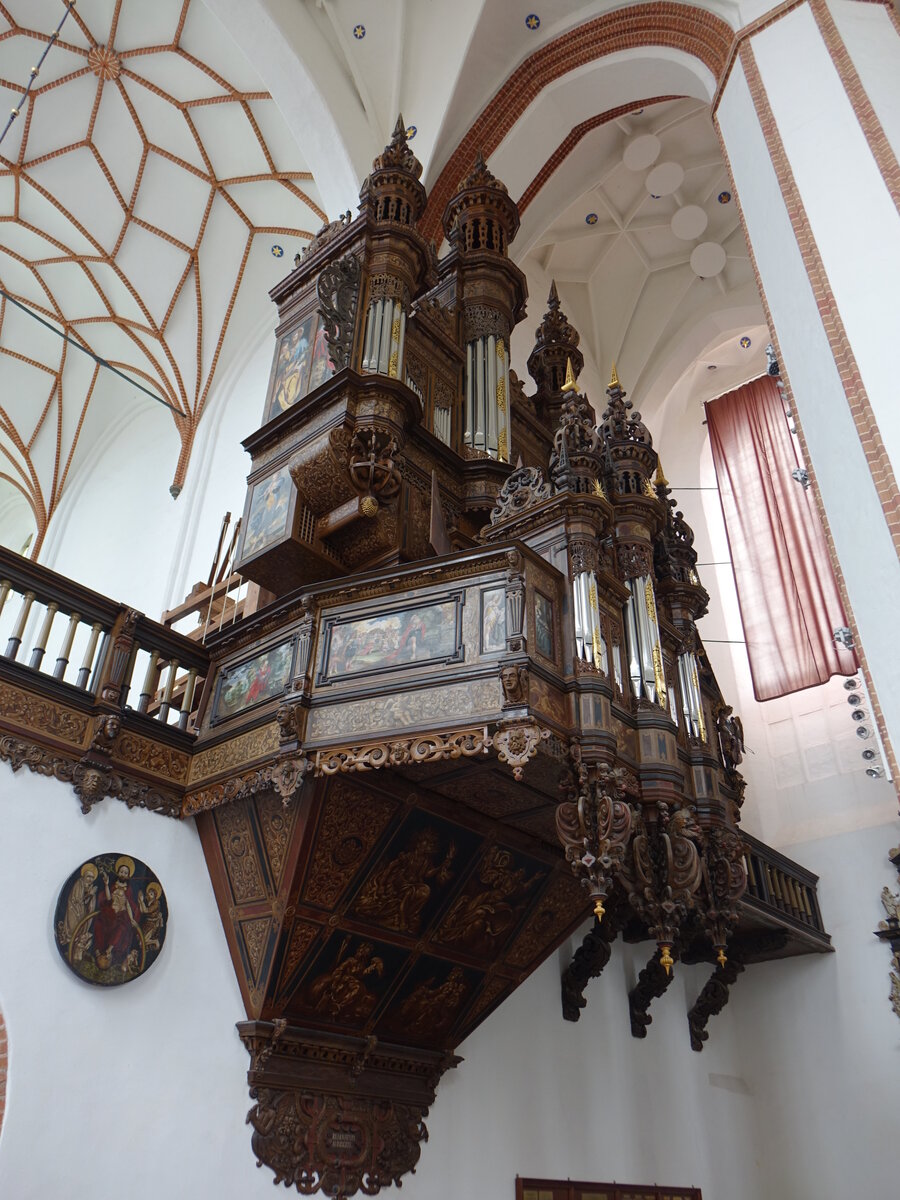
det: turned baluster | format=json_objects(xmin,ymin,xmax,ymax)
[
  {"xmin": 156, "ymin": 658, "xmax": 178, "ymax": 723},
  {"xmin": 4, "ymin": 590, "xmax": 35, "ymax": 660},
  {"xmin": 75, "ymin": 623, "xmax": 102, "ymax": 689},
  {"xmin": 178, "ymin": 667, "xmax": 198, "ymax": 732},
  {"xmin": 29, "ymin": 602, "xmax": 58, "ymax": 670},
  {"xmin": 53, "ymin": 611, "xmax": 81, "ymax": 680},
  {"xmin": 136, "ymin": 649, "xmax": 161, "ymax": 715}
]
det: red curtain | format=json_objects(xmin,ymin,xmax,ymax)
[{"xmin": 705, "ymin": 375, "xmax": 857, "ymax": 701}]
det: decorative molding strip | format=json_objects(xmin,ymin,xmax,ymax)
[{"xmin": 314, "ymin": 727, "xmax": 490, "ymax": 774}]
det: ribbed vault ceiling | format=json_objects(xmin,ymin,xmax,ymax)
[{"xmin": 0, "ymin": 0, "xmax": 325, "ymax": 545}]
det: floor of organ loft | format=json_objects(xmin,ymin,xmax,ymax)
[{"xmin": 0, "ymin": 113, "xmax": 835, "ymax": 1200}]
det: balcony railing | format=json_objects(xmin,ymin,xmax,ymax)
[{"xmin": 742, "ymin": 831, "xmax": 830, "ymax": 945}]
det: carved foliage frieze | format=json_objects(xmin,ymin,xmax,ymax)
[
  {"xmin": 0, "ymin": 681, "xmax": 88, "ymax": 745},
  {"xmin": 314, "ymin": 728, "xmax": 489, "ymax": 775}
]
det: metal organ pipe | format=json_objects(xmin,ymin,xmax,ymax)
[
  {"xmin": 464, "ymin": 335, "xmax": 510, "ymax": 460},
  {"xmin": 623, "ymin": 574, "xmax": 666, "ymax": 707}
]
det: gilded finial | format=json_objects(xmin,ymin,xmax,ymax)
[
  {"xmin": 717, "ymin": 947, "xmax": 727, "ymax": 968},
  {"xmin": 593, "ymin": 897, "xmax": 606, "ymax": 923},
  {"xmin": 609, "ymin": 361, "xmax": 620, "ymax": 390},
  {"xmin": 660, "ymin": 944, "xmax": 674, "ymax": 975},
  {"xmin": 593, "ymin": 478, "xmax": 606, "ymax": 500},
  {"xmin": 655, "ymin": 458, "xmax": 669, "ymax": 488},
  {"xmin": 561, "ymin": 356, "xmax": 578, "ymax": 394}
]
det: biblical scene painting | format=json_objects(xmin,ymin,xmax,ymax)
[
  {"xmin": 294, "ymin": 932, "xmax": 408, "ymax": 1026},
  {"xmin": 266, "ymin": 314, "xmax": 335, "ymax": 422},
  {"xmin": 481, "ymin": 587, "xmax": 506, "ymax": 653},
  {"xmin": 213, "ymin": 639, "xmax": 294, "ymax": 722},
  {"xmin": 54, "ymin": 854, "xmax": 167, "ymax": 987},
  {"xmin": 242, "ymin": 465, "xmax": 293, "ymax": 559},
  {"xmin": 323, "ymin": 599, "xmax": 460, "ymax": 680},
  {"xmin": 432, "ymin": 845, "xmax": 548, "ymax": 959},
  {"xmin": 376, "ymin": 955, "xmax": 482, "ymax": 1043},
  {"xmin": 534, "ymin": 591, "xmax": 555, "ymax": 660},
  {"xmin": 349, "ymin": 812, "xmax": 480, "ymax": 936}
]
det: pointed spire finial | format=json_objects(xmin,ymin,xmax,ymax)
[
  {"xmin": 548, "ymin": 280, "xmax": 559, "ymax": 306},
  {"xmin": 561, "ymin": 356, "xmax": 578, "ymax": 394},
  {"xmin": 393, "ymin": 113, "xmax": 406, "ymax": 139},
  {"xmin": 655, "ymin": 459, "xmax": 668, "ymax": 488},
  {"xmin": 609, "ymin": 361, "xmax": 620, "ymax": 390}
]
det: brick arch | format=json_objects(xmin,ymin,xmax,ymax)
[{"xmin": 420, "ymin": 3, "xmax": 733, "ymax": 242}]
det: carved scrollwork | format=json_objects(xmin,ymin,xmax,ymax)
[
  {"xmin": 687, "ymin": 957, "xmax": 745, "ymax": 1051},
  {"xmin": 561, "ymin": 910, "xmax": 623, "ymax": 1022},
  {"xmin": 182, "ymin": 765, "xmax": 274, "ymax": 817},
  {"xmin": 490, "ymin": 718, "xmax": 549, "ymax": 781},
  {"xmin": 488, "ymin": 464, "xmax": 551, "ymax": 526},
  {"xmin": 302, "ymin": 209, "xmax": 352, "ymax": 260},
  {"xmin": 247, "ymin": 1088, "xmax": 428, "ymax": 1198},
  {"xmin": 569, "ymin": 538, "xmax": 599, "ymax": 577},
  {"xmin": 621, "ymin": 803, "xmax": 704, "ymax": 965},
  {"xmin": 314, "ymin": 728, "xmax": 489, "ymax": 775},
  {"xmin": 616, "ymin": 541, "xmax": 653, "ymax": 581},
  {"xmin": 555, "ymin": 752, "xmax": 633, "ymax": 919},
  {"xmin": 316, "ymin": 253, "xmax": 361, "ymax": 372},
  {"xmin": 629, "ymin": 947, "xmax": 675, "ymax": 1038},
  {"xmin": 700, "ymin": 826, "xmax": 748, "ymax": 960},
  {"xmin": 348, "ymin": 428, "xmax": 402, "ymax": 501},
  {"xmin": 463, "ymin": 304, "xmax": 508, "ymax": 343},
  {"xmin": 271, "ymin": 755, "xmax": 309, "ymax": 807}
]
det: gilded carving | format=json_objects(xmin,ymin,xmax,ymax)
[
  {"xmin": 434, "ymin": 845, "xmax": 541, "ymax": 953},
  {"xmin": 256, "ymin": 791, "xmax": 299, "ymax": 890},
  {"xmin": 182, "ymin": 765, "xmax": 273, "ymax": 817},
  {"xmin": 278, "ymin": 919, "xmax": 321, "ymax": 994},
  {"xmin": 505, "ymin": 872, "xmax": 589, "ymax": 969},
  {"xmin": 306, "ymin": 679, "xmax": 502, "ymax": 740},
  {"xmin": 303, "ymin": 779, "xmax": 398, "ymax": 909},
  {"xmin": 241, "ymin": 916, "xmax": 273, "ymax": 984},
  {"xmin": 398, "ymin": 966, "xmax": 470, "ymax": 1037},
  {"xmin": 188, "ymin": 723, "xmax": 279, "ymax": 784},
  {"xmin": 0, "ymin": 681, "xmax": 88, "ymax": 745},
  {"xmin": 354, "ymin": 827, "xmax": 456, "ymax": 933},
  {"xmin": 115, "ymin": 730, "xmax": 190, "ymax": 782},
  {"xmin": 215, "ymin": 800, "xmax": 268, "ymax": 905},
  {"xmin": 307, "ymin": 936, "xmax": 385, "ymax": 1019},
  {"xmin": 490, "ymin": 718, "xmax": 550, "ymax": 781},
  {"xmin": 315, "ymin": 727, "xmax": 489, "ymax": 775}
]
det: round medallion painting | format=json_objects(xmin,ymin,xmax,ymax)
[{"xmin": 54, "ymin": 853, "xmax": 168, "ymax": 986}]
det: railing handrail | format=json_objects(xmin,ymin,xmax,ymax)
[{"xmin": 0, "ymin": 545, "xmax": 122, "ymax": 626}]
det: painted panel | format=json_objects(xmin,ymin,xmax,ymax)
[
  {"xmin": 242, "ymin": 463, "xmax": 293, "ymax": 559},
  {"xmin": 481, "ymin": 586, "xmax": 506, "ymax": 653},
  {"xmin": 320, "ymin": 597, "xmax": 462, "ymax": 682},
  {"xmin": 212, "ymin": 640, "xmax": 294, "ymax": 723}
]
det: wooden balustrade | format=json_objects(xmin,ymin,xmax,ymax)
[
  {"xmin": 0, "ymin": 546, "xmax": 208, "ymax": 730},
  {"xmin": 742, "ymin": 831, "xmax": 828, "ymax": 941}
]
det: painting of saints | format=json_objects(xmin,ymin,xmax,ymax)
[
  {"xmin": 308, "ymin": 320, "xmax": 335, "ymax": 392},
  {"xmin": 482, "ymin": 588, "xmax": 506, "ymax": 653},
  {"xmin": 267, "ymin": 315, "xmax": 315, "ymax": 420},
  {"xmin": 242, "ymin": 466, "xmax": 292, "ymax": 559},
  {"xmin": 535, "ymin": 592, "xmax": 554, "ymax": 659},
  {"xmin": 56, "ymin": 861, "xmax": 98, "ymax": 963},
  {"xmin": 54, "ymin": 854, "xmax": 168, "ymax": 986}
]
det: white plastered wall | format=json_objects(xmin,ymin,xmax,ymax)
[{"xmin": 716, "ymin": 42, "xmax": 900, "ymax": 771}]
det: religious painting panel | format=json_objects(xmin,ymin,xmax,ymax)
[
  {"xmin": 287, "ymin": 931, "xmax": 409, "ymax": 1028},
  {"xmin": 241, "ymin": 464, "xmax": 294, "ymax": 560},
  {"xmin": 375, "ymin": 955, "xmax": 482, "ymax": 1045},
  {"xmin": 212, "ymin": 639, "xmax": 295, "ymax": 724},
  {"xmin": 534, "ymin": 590, "xmax": 555, "ymax": 661},
  {"xmin": 431, "ymin": 845, "xmax": 549, "ymax": 959},
  {"xmin": 318, "ymin": 595, "xmax": 463, "ymax": 683},
  {"xmin": 264, "ymin": 312, "xmax": 336, "ymax": 424},
  {"xmin": 54, "ymin": 853, "xmax": 167, "ymax": 987},
  {"xmin": 347, "ymin": 811, "xmax": 480, "ymax": 938},
  {"xmin": 481, "ymin": 586, "xmax": 506, "ymax": 654}
]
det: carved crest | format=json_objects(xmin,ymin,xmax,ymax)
[{"xmin": 488, "ymin": 463, "xmax": 551, "ymax": 525}]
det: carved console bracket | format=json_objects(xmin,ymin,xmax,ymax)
[
  {"xmin": 561, "ymin": 910, "xmax": 623, "ymax": 1022},
  {"xmin": 687, "ymin": 957, "xmax": 745, "ymax": 1051},
  {"xmin": 238, "ymin": 1021, "xmax": 460, "ymax": 1199},
  {"xmin": 628, "ymin": 947, "xmax": 675, "ymax": 1039},
  {"xmin": 491, "ymin": 718, "xmax": 550, "ymax": 781}
]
